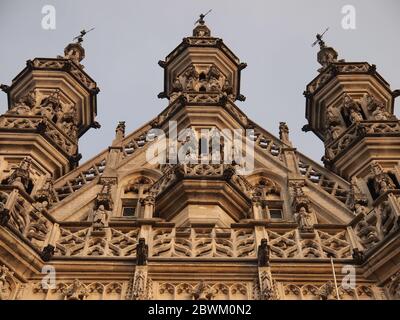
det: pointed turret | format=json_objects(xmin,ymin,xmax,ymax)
[
  {"xmin": 0, "ymin": 32, "xmax": 100, "ymax": 196},
  {"xmin": 303, "ymin": 32, "xmax": 400, "ymax": 212},
  {"xmin": 157, "ymin": 14, "xmax": 247, "ymax": 103}
]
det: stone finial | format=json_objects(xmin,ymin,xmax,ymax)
[
  {"xmin": 64, "ymin": 42, "xmax": 85, "ymax": 67},
  {"xmin": 193, "ymin": 10, "xmax": 212, "ymax": 37},
  {"xmin": 312, "ymin": 29, "xmax": 344, "ymax": 72},
  {"xmin": 279, "ymin": 122, "xmax": 290, "ymax": 144},
  {"xmin": 115, "ymin": 121, "xmax": 126, "ymax": 140}
]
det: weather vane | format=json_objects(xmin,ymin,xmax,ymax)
[
  {"xmin": 195, "ymin": 9, "xmax": 212, "ymax": 25},
  {"xmin": 312, "ymin": 27, "xmax": 329, "ymax": 48},
  {"xmin": 73, "ymin": 28, "xmax": 95, "ymax": 43}
]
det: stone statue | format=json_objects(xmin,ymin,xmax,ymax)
[
  {"xmin": 222, "ymin": 79, "xmax": 233, "ymax": 95},
  {"xmin": 257, "ymin": 239, "xmax": 270, "ymax": 267},
  {"xmin": 8, "ymin": 90, "xmax": 37, "ymax": 116},
  {"xmin": 136, "ymin": 238, "xmax": 148, "ymax": 266},
  {"xmin": 343, "ymin": 94, "xmax": 363, "ymax": 124},
  {"xmin": 6, "ymin": 157, "xmax": 33, "ymax": 193},
  {"xmin": 0, "ymin": 265, "xmax": 13, "ymax": 300},
  {"xmin": 318, "ymin": 281, "xmax": 334, "ymax": 300},
  {"xmin": 279, "ymin": 122, "xmax": 290, "ymax": 143},
  {"xmin": 92, "ymin": 204, "xmax": 109, "ymax": 230},
  {"xmin": 63, "ymin": 279, "xmax": 88, "ymax": 300},
  {"xmin": 372, "ymin": 105, "xmax": 391, "ymax": 121},
  {"xmin": 115, "ymin": 121, "xmax": 126, "ymax": 140},
  {"xmin": 327, "ymin": 124, "xmax": 342, "ymax": 140},
  {"xmin": 348, "ymin": 177, "xmax": 368, "ymax": 212},
  {"xmin": 326, "ymin": 105, "xmax": 338, "ymax": 124},
  {"xmin": 295, "ymin": 206, "xmax": 314, "ymax": 232},
  {"xmin": 349, "ymin": 108, "xmax": 363, "ymax": 123},
  {"xmin": 356, "ymin": 220, "xmax": 379, "ymax": 247},
  {"xmin": 183, "ymin": 66, "xmax": 198, "ymax": 91},
  {"xmin": 192, "ymin": 281, "xmax": 214, "ymax": 300},
  {"xmin": 172, "ymin": 77, "xmax": 183, "ymax": 92},
  {"xmin": 370, "ymin": 162, "xmax": 396, "ymax": 195},
  {"xmin": 388, "ymin": 272, "xmax": 400, "ymax": 299}
]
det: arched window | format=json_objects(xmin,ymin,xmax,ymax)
[
  {"xmin": 367, "ymin": 178, "xmax": 379, "ymax": 201},
  {"xmin": 121, "ymin": 176, "xmax": 153, "ymax": 218},
  {"xmin": 253, "ymin": 177, "xmax": 283, "ymax": 220},
  {"xmin": 388, "ymin": 172, "xmax": 400, "ymax": 189}
]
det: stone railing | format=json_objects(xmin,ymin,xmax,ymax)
[
  {"xmin": 0, "ymin": 115, "xmax": 78, "ymax": 156},
  {"xmin": 30, "ymin": 58, "xmax": 97, "ymax": 91},
  {"xmin": 306, "ymin": 62, "xmax": 374, "ymax": 95},
  {"xmin": 150, "ymin": 227, "xmax": 256, "ymax": 258},
  {"xmin": 325, "ymin": 120, "xmax": 400, "ymax": 161},
  {"xmin": 0, "ymin": 186, "xmax": 56, "ymax": 256},
  {"xmin": 352, "ymin": 190, "xmax": 400, "ymax": 253},
  {"xmin": 297, "ymin": 155, "xmax": 349, "ymax": 204},
  {"xmin": 2, "ymin": 185, "xmax": 399, "ymax": 263}
]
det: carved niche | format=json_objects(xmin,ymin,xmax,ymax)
[
  {"xmin": 0, "ymin": 265, "xmax": 18, "ymax": 300},
  {"xmin": 169, "ymin": 64, "xmax": 232, "ymax": 100}
]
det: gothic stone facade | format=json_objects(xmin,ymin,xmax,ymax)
[{"xmin": 0, "ymin": 21, "xmax": 399, "ymax": 300}]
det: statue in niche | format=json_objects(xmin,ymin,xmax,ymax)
[
  {"xmin": 61, "ymin": 103, "xmax": 78, "ymax": 123},
  {"xmin": 184, "ymin": 66, "xmax": 198, "ymax": 91},
  {"xmin": 349, "ymin": 108, "xmax": 363, "ymax": 123},
  {"xmin": 372, "ymin": 104, "xmax": 392, "ymax": 121},
  {"xmin": 136, "ymin": 238, "xmax": 148, "ymax": 266},
  {"xmin": 222, "ymin": 79, "xmax": 233, "ymax": 95},
  {"xmin": 257, "ymin": 239, "xmax": 270, "ymax": 267},
  {"xmin": 326, "ymin": 105, "xmax": 336, "ymax": 123},
  {"xmin": 36, "ymin": 90, "xmax": 63, "ymax": 124},
  {"xmin": 388, "ymin": 272, "xmax": 400, "ymax": 299},
  {"xmin": 326, "ymin": 123, "xmax": 342, "ymax": 140},
  {"xmin": 343, "ymin": 95, "xmax": 363, "ymax": 124},
  {"xmin": 318, "ymin": 281, "xmax": 335, "ymax": 300},
  {"xmin": 92, "ymin": 204, "xmax": 110, "ymax": 230},
  {"xmin": 295, "ymin": 206, "xmax": 314, "ymax": 232},
  {"xmin": 5, "ymin": 157, "xmax": 33, "ymax": 193},
  {"xmin": 370, "ymin": 162, "xmax": 396, "ymax": 195},
  {"xmin": 0, "ymin": 265, "xmax": 13, "ymax": 300},
  {"xmin": 63, "ymin": 279, "xmax": 88, "ymax": 300},
  {"xmin": 192, "ymin": 281, "xmax": 214, "ymax": 300},
  {"xmin": 34, "ymin": 177, "xmax": 56, "ymax": 210},
  {"xmin": 171, "ymin": 76, "xmax": 183, "ymax": 92},
  {"xmin": 365, "ymin": 93, "xmax": 394, "ymax": 120},
  {"xmin": 61, "ymin": 121, "xmax": 78, "ymax": 140},
  {"xmin": 356, "ymin": 220, "xmax": 379, "ymax": 245},
  {"xmin": 207, "ymin": 66, "xmax": 221, "ymax": 91},
  {"xmin": 8, "ymin": 90, "xmax": 37, "ymax": 116},
  {"xmin": 348, "ymin": 177, "xmax": 368, "ymax": 212},
  {"xmin": 354, "ymin": 203, "xmax": 367, "ymax": 216}
]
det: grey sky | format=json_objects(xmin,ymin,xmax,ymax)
[{"xmin": 1, "ymin": 0, "xmax": 399, "ymax": 164}]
